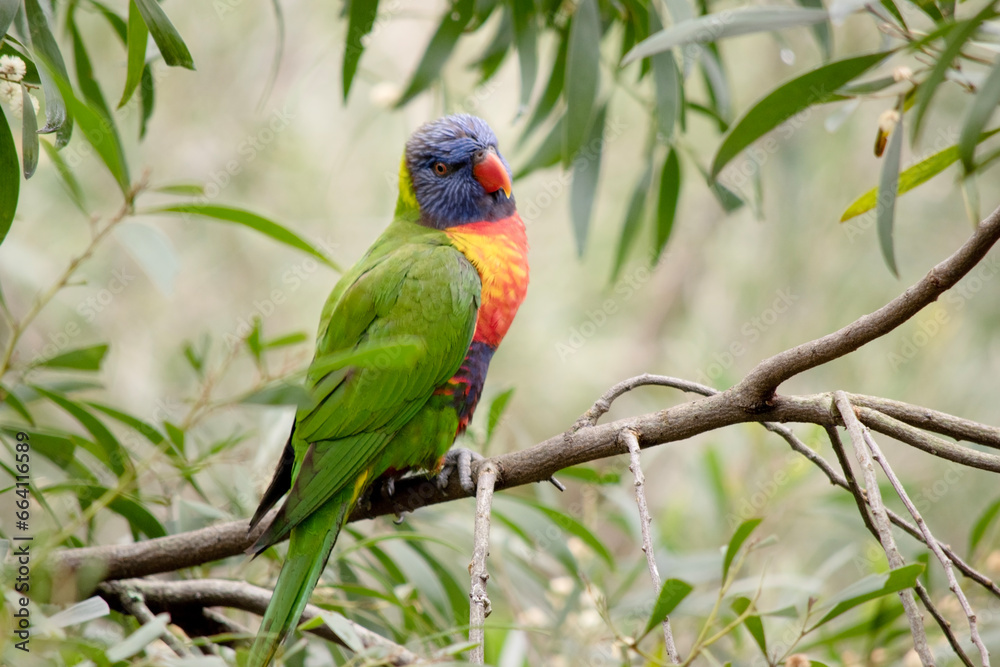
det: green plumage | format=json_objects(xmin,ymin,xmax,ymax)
[{"xmin": 247, "ymin": 219, "xmax": 481, "ymax": 666}]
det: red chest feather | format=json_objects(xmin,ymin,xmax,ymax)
[{"xmin": 444, "ymin": 215, "xmax": 529, "ymax": 349}]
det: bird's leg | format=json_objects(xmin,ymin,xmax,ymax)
[{"xmin": 436, "ymin": 447, "xmax": 483, "ymax": 495}]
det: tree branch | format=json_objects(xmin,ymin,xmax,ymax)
[{"xmin": 468, "ymin": 461, "xmax": 497, "ymax": 665}]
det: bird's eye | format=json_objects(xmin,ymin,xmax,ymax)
[{"xmin": 433, "ymin": 162, "xmax": 449, "ymax": 176}]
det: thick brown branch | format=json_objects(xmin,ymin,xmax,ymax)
[
  {"xmin": 847, "ymin": 393, "xmax": 1000, "ymax": 450},
  {"xmin": 732, "ymin": 204, "xmax": 1000, "ymax": 410},
  {"xmin": 97, "ymin": 579, "xmax": 422, "ymax": 665}
]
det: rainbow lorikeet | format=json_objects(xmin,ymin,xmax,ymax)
[{"xmin": 245, "ymin": 114, "xmax": 528, "ymax": 666}]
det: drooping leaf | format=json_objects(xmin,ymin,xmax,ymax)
[
  {"xmin": 653, "ymin": 147, "xmax": 681, "ymax": 262},
  {"xmin": 516, "ymin": 113, "xmax": 564, "ymax": 177},
  {"xmin": 840, "ymin": 127, "xmax": 1000, "ymax": 221},
  {"xmin": 486, "ymin": 387, "xmax": 515, "ymax": 444},
  {"xmin": 40, "ymin": 139, "xmax": 86, "ymax": 213},
  {"xmin": 39, "ymin": 344, "xmax": 109, "ymax": 371},
  {"xmin": 148, "ymin": 204, "xmax": 340, "ymax": 269},
  {"xmin": 24, "ymin": 0, "xmax": 72, "ymax": 145},
  {"xmin": 105, "ymin": 613, "xmax": 171, "ymax": 662},
  {"xmin": 46, "ymin": 482, "xmax": 166, "ymax": 538},
  {"xmin": 641, "ymin": 578, "xmax": 693, "ymax": 638},
  {"xmin": 87, "ymin": 402, "xmax": 165, "ymax": 445},
  {"xmin": 119, "ymin": 1, "xmax": 149, "ymax": 107},
  {"xmin": 731, "ymin": 596, "xmax": 767, "ymax": 655},
  {"xmin": 875, "ymin": 106, "xmax": 903, "ymax": 277},
  {"xmin": 811, "ymin": 564, "xmax": 924, "ymax": 628},
  {"xmin": 969, "ymin": 496, "xmax": 1000, "ymax": 556},
  {"xmin": 611, "ymin": 164, "xmax": 652, "ymax": 283},
  {"xmin": 263, "ymin": 331, "xmax": 308, "ymax": 349},
  {"xmin": 710, "ymin": 51, "xmax": 888, "ymax": 178},
  {"xmin": 959, "ymin": 53, "xmax": 1000, "ymax": 173},
  {"xmin": 520, "ymin": 29, "xmax": 567, "ymax": 143},
  {"xmin": 511, "ymin": 0, "xmax": 538, "ymax": 111},
  {"xmin": 649, "ymin": 5, "xmax": 679, "ymax": 140},
  {"xmin": 342, "ymin": 0, "xmax": 379, "ymax": 100},
  {"xmin": 569, "ymin": 103, "xmax": 606, "ymax": 254},
  {"xmin": 133, "ymin": 0, "xmax": 195, "ymax": 69},
  {"xmin": 395, "ymin": 0, "xmax": 474, "ymax": 107},
  {"xmin": 20, "ymin": 85, "xmax": 38, "ymax": 179},
  {"xmin": 723, "ymin": 518, "xmax": 762, "ymax": 581},
  {"xmin": 33, "ymin": 387, "xmax": 132, "ymax": 477},
  {"xmin": 564, "ymin": 0, "xmax": 600, "ymax": 163},
  {"xmin": 47, "ymin": 596, "xmax": 110, "ymax": 629},
  {"xmin": 517, "ymin": 497, "xmax": 614, "ymax": 565},
  {"xmin": 0, "ymin": 0, "xmax": 18, "ymax": 37},
  {"xmin": 0, "ymin": 105, "xmax": 18, "ymax": 246},
  {"xmin": 622, "ymin": 8, "xmax": 830, "ymax": 65},
  {"xmin": 911, "ymin": 6, "xmax": 997, "ymax": 142},
  {"xmin": 1, "ymin": 384, "xmax": 34, "ymax": 425},
  {"xmin": 139, "ymin": 64, "xmax": 154, "ymax": 138}
]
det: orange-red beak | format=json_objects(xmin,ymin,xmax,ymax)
[{"xmin": 473, "ymin": 151, "xmax": 512, "ymax": 199}]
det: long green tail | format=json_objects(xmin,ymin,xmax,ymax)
[{"xmin": 248, "ymin": 493, "xmax": 350, "ymax": 667}]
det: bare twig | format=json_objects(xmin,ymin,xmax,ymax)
[
  {"xmin": 734, "ymin": 203, "xmax": 1000, "ymax": 409},
  {"xmin": 469, "ymin": 461, "xmax": 498, "ymax": 664},
  {"xmin": 97, "ymin": 579, "xmax": 422, "ymax": 665},
  {"xmin": 622, "ymin": 429, "xmax": 680, "ymax": 664},
  {"xmin": 575, "ymin": 374, "xmax": 716, "ymax": 428},
  {"xmin": 834, "ymin": 392, "xmax": 934, "ymax": 666},
  {"xmin": 847, "ymin": 393, "xmax": 1000, "ymax": 450},
  {"xmin": 864, "ymin": 429, "xmax": 991, "ymax": 666},
  {"xmin": 112, "ymin": 583, "xmax": 194, "ymax": 658},
  {"xmin": 914, "ymin": 581, "xmax": 976, "ymax": 667}
]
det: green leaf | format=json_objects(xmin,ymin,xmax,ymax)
[
  {"xmin": 840, "ymin": 127, "xmax": 1000, "ymax": 221},
  {"xmin": 731, "ymin": 596, "xmax": 767, "ymax": 655},
  {"xmin": 516, "ymin": 112, "xmax": 564, "ymax": 177},
  {"xmin": 959, "ymin": 53, "xmax": 1000, "ymax": 173},
  {"xmin": 148, "ymin": 204, "xmax": 339, "ymax": 269},
  {"xmin": 486, "ymin": 387, "xmax": 515, "ymax": 443},
  {"xmin": 520, "ymin": 29, "xmax": 566, "ymax": 143},
  {"xmin": 46, "ymin": 482, "xmax": 166, "ymax": 538},
  {"xmin": 556, "ymin": 465, "xmax": 620, "ymax": 485},
  {"xmin": 911, "ymin": 7, "xmax": 996, "ymax": 142},
  {"xmin": 33, "ymin": 387, "xmax": 132, "ymax": 477},
  {"xmin": 40, "ymin": 139, "xmax": 86, "ymax": 213},
  {"xmin": 309, "ymin": 338, "xmax": 425, "ymax": 378},
  {"xmin": 0, "ymin": 0, "xmax": 18, "ymax": 37},
  {"xmin": 969, "ymin": 496, "xmax": 1000, "ymax": 556},
  {"xmin": 0, "ymin": 105, "xmax": 18, "ymax": 247},
  {"xmin": 154, "ymin": 183, "xmax": 205, "ymax": 196},
  {"xmin": 649, "ymin": 6, "xmax": 679, "ymax": 140},
  {"xmin": 342, "ymin": 0, "xmax": 379, "ymax": 100},
  {"xmin": 570, "ymin": 103, "xmax": 606, "ymax": 254},
  {"xmin": 264, "ymin": 331, "xmax": 307, "ymax": 349},
  {"xmin": 710, "ymin": 52, "xmax": 888, "ymax": 178},
  {"xmin": 47, "ymin": 71, "xmax": 130, "ymax": 194},
  {"xmin": 812, "ymin": 563, "xmax": 924, "ymax": 628},
  {"xmin": 876, "ymin": 106, "xmax": 903, "ymax": 278},
  {"xmin": 119, "ymin": 1, "xmax": 149, "ymax": 107},
  {"xmin": 723, "ymin": 518, "xmax": 762, "ymax": 581},
  {"xmin": 138, "ymin": 63, "xmax": 154, "ymax": 138},
  {"xmin": 564, "ymin": 0, "xmax": 600, "ymax": 163},
  {"xmin": 39, "ymin": 344, "xmax": 109, "ymax": 371},
  {"xmin": 473, "ymin": 9, "xmax": 511, "ymax": 81},
  {"xmin": 87, "ymin": 402, "xmax": 165, "ymax": 445},
  {"xmin": 511, "ymin": 0, "xmax": 538, "ymax": 111},
  {"xmin": 1, "ymin": 384, "xmax": 34, "ymax": 425},
  {"xmin": 24, "ymin": 0, "xmax": 73, "ymax": 145},
  {"xmin": 641, "ymin": 578, "xmax": 693, "ymax": 638},
  {"xmin": 20, "ymin": 85, "xmax": 38, "ymax": 179},
  {"xmin": 246, "ymin": 316, "xmax": 263, "ymax": 363},
  {"xmin": 133, "ymin": 0, "xmax": 195, "ymax": 69},
  {"xmin": 242, "ymin": 382, "xmax": 311, "ymax": 408},
  {"xmin": 4, "ymin": 428, "xmax": 77, "ymax": 470},
  {"xmin": 610, "ymin": 164, "xmax": 652, "ymax": 283},
  {"xmin": 515, "ymin": 497, "xmax": 614, "ymax": 566},
  {"xmin": 395, "ymin": 0, "xmax": 474, "ymax": 107},
  {"xmin": 622, "ymin": 8, "xmax": 830, "ymax": 65},
  {"xmin": 653, "ymin": 147, "xmax": 680, "ymax": 262}
]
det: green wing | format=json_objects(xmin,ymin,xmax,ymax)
[{"xmin": 252, "ymin": 222, "xmax": 480, "ymax": 550}]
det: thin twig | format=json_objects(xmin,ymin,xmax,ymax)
[
  {"xmin": 575, "ymin": 374, "xmax": 716, "ymax": 429},
  {"xmin": 97, "ymin": 578, "xmax": 422, "ymax": 664},
  {"xmin": 622, "ymin": 429, "xmax": 680, "ymax": 664},
  {"xmin": 864, "ymin": 429, "xmax": 991, "ymax": 666},
  {"xmin": 469, "ymin": 461, "xmax": 498, "ymax": 664},
  {"xmin": 833, "ymin": 392, "xmax": 934, "ymax": 666},
  {"xmin": 847, "ymin": 393, "xmax": 1000, "ymax": 451},
  {"xmin": 914, "ymin": 581, "xmax": 976, "ymax": 667},
  {"xmin": 112, "ymin": 584, "xmax": 194, "ymax": 658}
]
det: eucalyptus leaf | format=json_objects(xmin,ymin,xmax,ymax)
[
  {"xmin": 342, "ymin": 0, "xmax": 379, "ymax": 100},
  {"xmin": 564, "ymin": 0, "xmax": 600, "ymax": 163},
  {"xmin": 654, "ymin": 147, "xmax": 681, "ymax": 262},
  {"xmin": 875, "ymin": 107, "xmax": 903, "ymax": 277},
  {"xmin": 569, "ymin": 103, "xmax": 606, "ymax": 254},
  {"xmin": 0, "ymin": 104, "xmax": 17, "ymax": 247},
  {"xmin": 119, "ymin": 1, "xmax": 149, "ymax": 107},
  {"xmin": 133, "ymin": 0, "xmax": 195, "ymax": 69},
  {"xmin": 395, "ymin": 0, "xmax": 474, "ymax": 107},
  {"xmin": 20, "ymin": 85, "xmax": 38, "ymax": 179}
]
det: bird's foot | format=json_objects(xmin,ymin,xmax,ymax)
[{"xmin": 436, "ymin": 447, "xmax": 483, "ymax": 495}]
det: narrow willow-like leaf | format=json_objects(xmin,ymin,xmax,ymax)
[
  {"xmin": 811, "ymin": 564, "xmax": 924, "ymax": 628},
  {"xmin": 119, "ymin": 1, "xmax": 148, "ymax": 107},
  {"xmin": 20, "ymin": 85, "xmax": 38, "ymax": 179},
  {"xmin": 731, "ymin": 597, "xmax": 767, "ymax": 655},
  {"xmin": 649, "ymin": 7, "xmax": 679, "ymax": 139},
  {"xmin": 1, "ymin": 384, "xmax": 33, "ymax": 424},
  {"xmin": 723, "ymin": 518, "xmax": 761, "ymax": 580},
  {"xmin": 515, "ymin": 113, "xmax": 564, "ymax": 178},
  {"xmin": 486, "ymin": 387, "xmax": 515, "ymax": 444},
  {"xmin": 519, "ymin": 29, "xmax": 566, "ymax": 144},
  {"xmin": 342, "ymin": 0, "xmax": 379, "ymax": 100},
  {"xmin": 653, "ymin": 147, "xmax": 680, "ymax": 262},
  {"xmin": 24, "ymin": 0, "xmax": 72, "ymax": 145},
  {"xmin": 876, "ymin": 108, "xmax": 904, "ymax": 277},
  {"xmin": 564, "ymin": 0, "xmax": 600, "ymax": 163},
  {"xmin": 641, "ymin": 579, "xmax": 693, "ymax": 638},
  {"xmin": 959, "ymin": 53, "xmax": 1000, "ymax": 172},
  {"xmin": 711, "ymin": 51, "xmax": 888, "ymax": 178},
  {"xmin": 40, "ymin": 140, "xmax": 86, "ymax": 213},
  {"xmin": 34, "ymin": 387, "xmax": 132, "ymax": 477},
  {"xmin": 395, "ymin": 0, "xmax": 473, "ymax": 107},
  {"xmin": 622, "ymin": 7, "xmax": 830, "ymax": 65},
  {"xmin": 148, "ymin": 204, "xmax": 339, "ymax": 269},
  {"xmin": 512, "ymin": 0, "xmax": 538, "ymax": 111},
  {"xmin": 0, "ymin": 0, "xmax": 18, "ymax": 36},
  {"xmin": 133, "ymin": 0, "xmax": 195, "ymax": 69},
  {"xmin": 0, "ymin": 105, "xmax": 18, "ymax": 247},
  {"xmin": 611, "ymin": 165, "xmax": 652, "ymax": 283},
  {"xmin": 570, "ymin": 103, "xmax": 606, "ymax": 255},
  {"xmin": 969, "ymin": 496, "xmax": 1000, "ymax": 556},
  {"xmin": 39, "ymin": 344, "xmax": 109, "ymax": 371}
]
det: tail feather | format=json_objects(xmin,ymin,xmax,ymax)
[{"xmin": 247, "ymin": 493, "xmax": 350, "ymax": 667}]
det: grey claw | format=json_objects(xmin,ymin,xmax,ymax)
[{"xmin": 438, "ymin": 447, "xmax": 484, "ymax": 495}]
